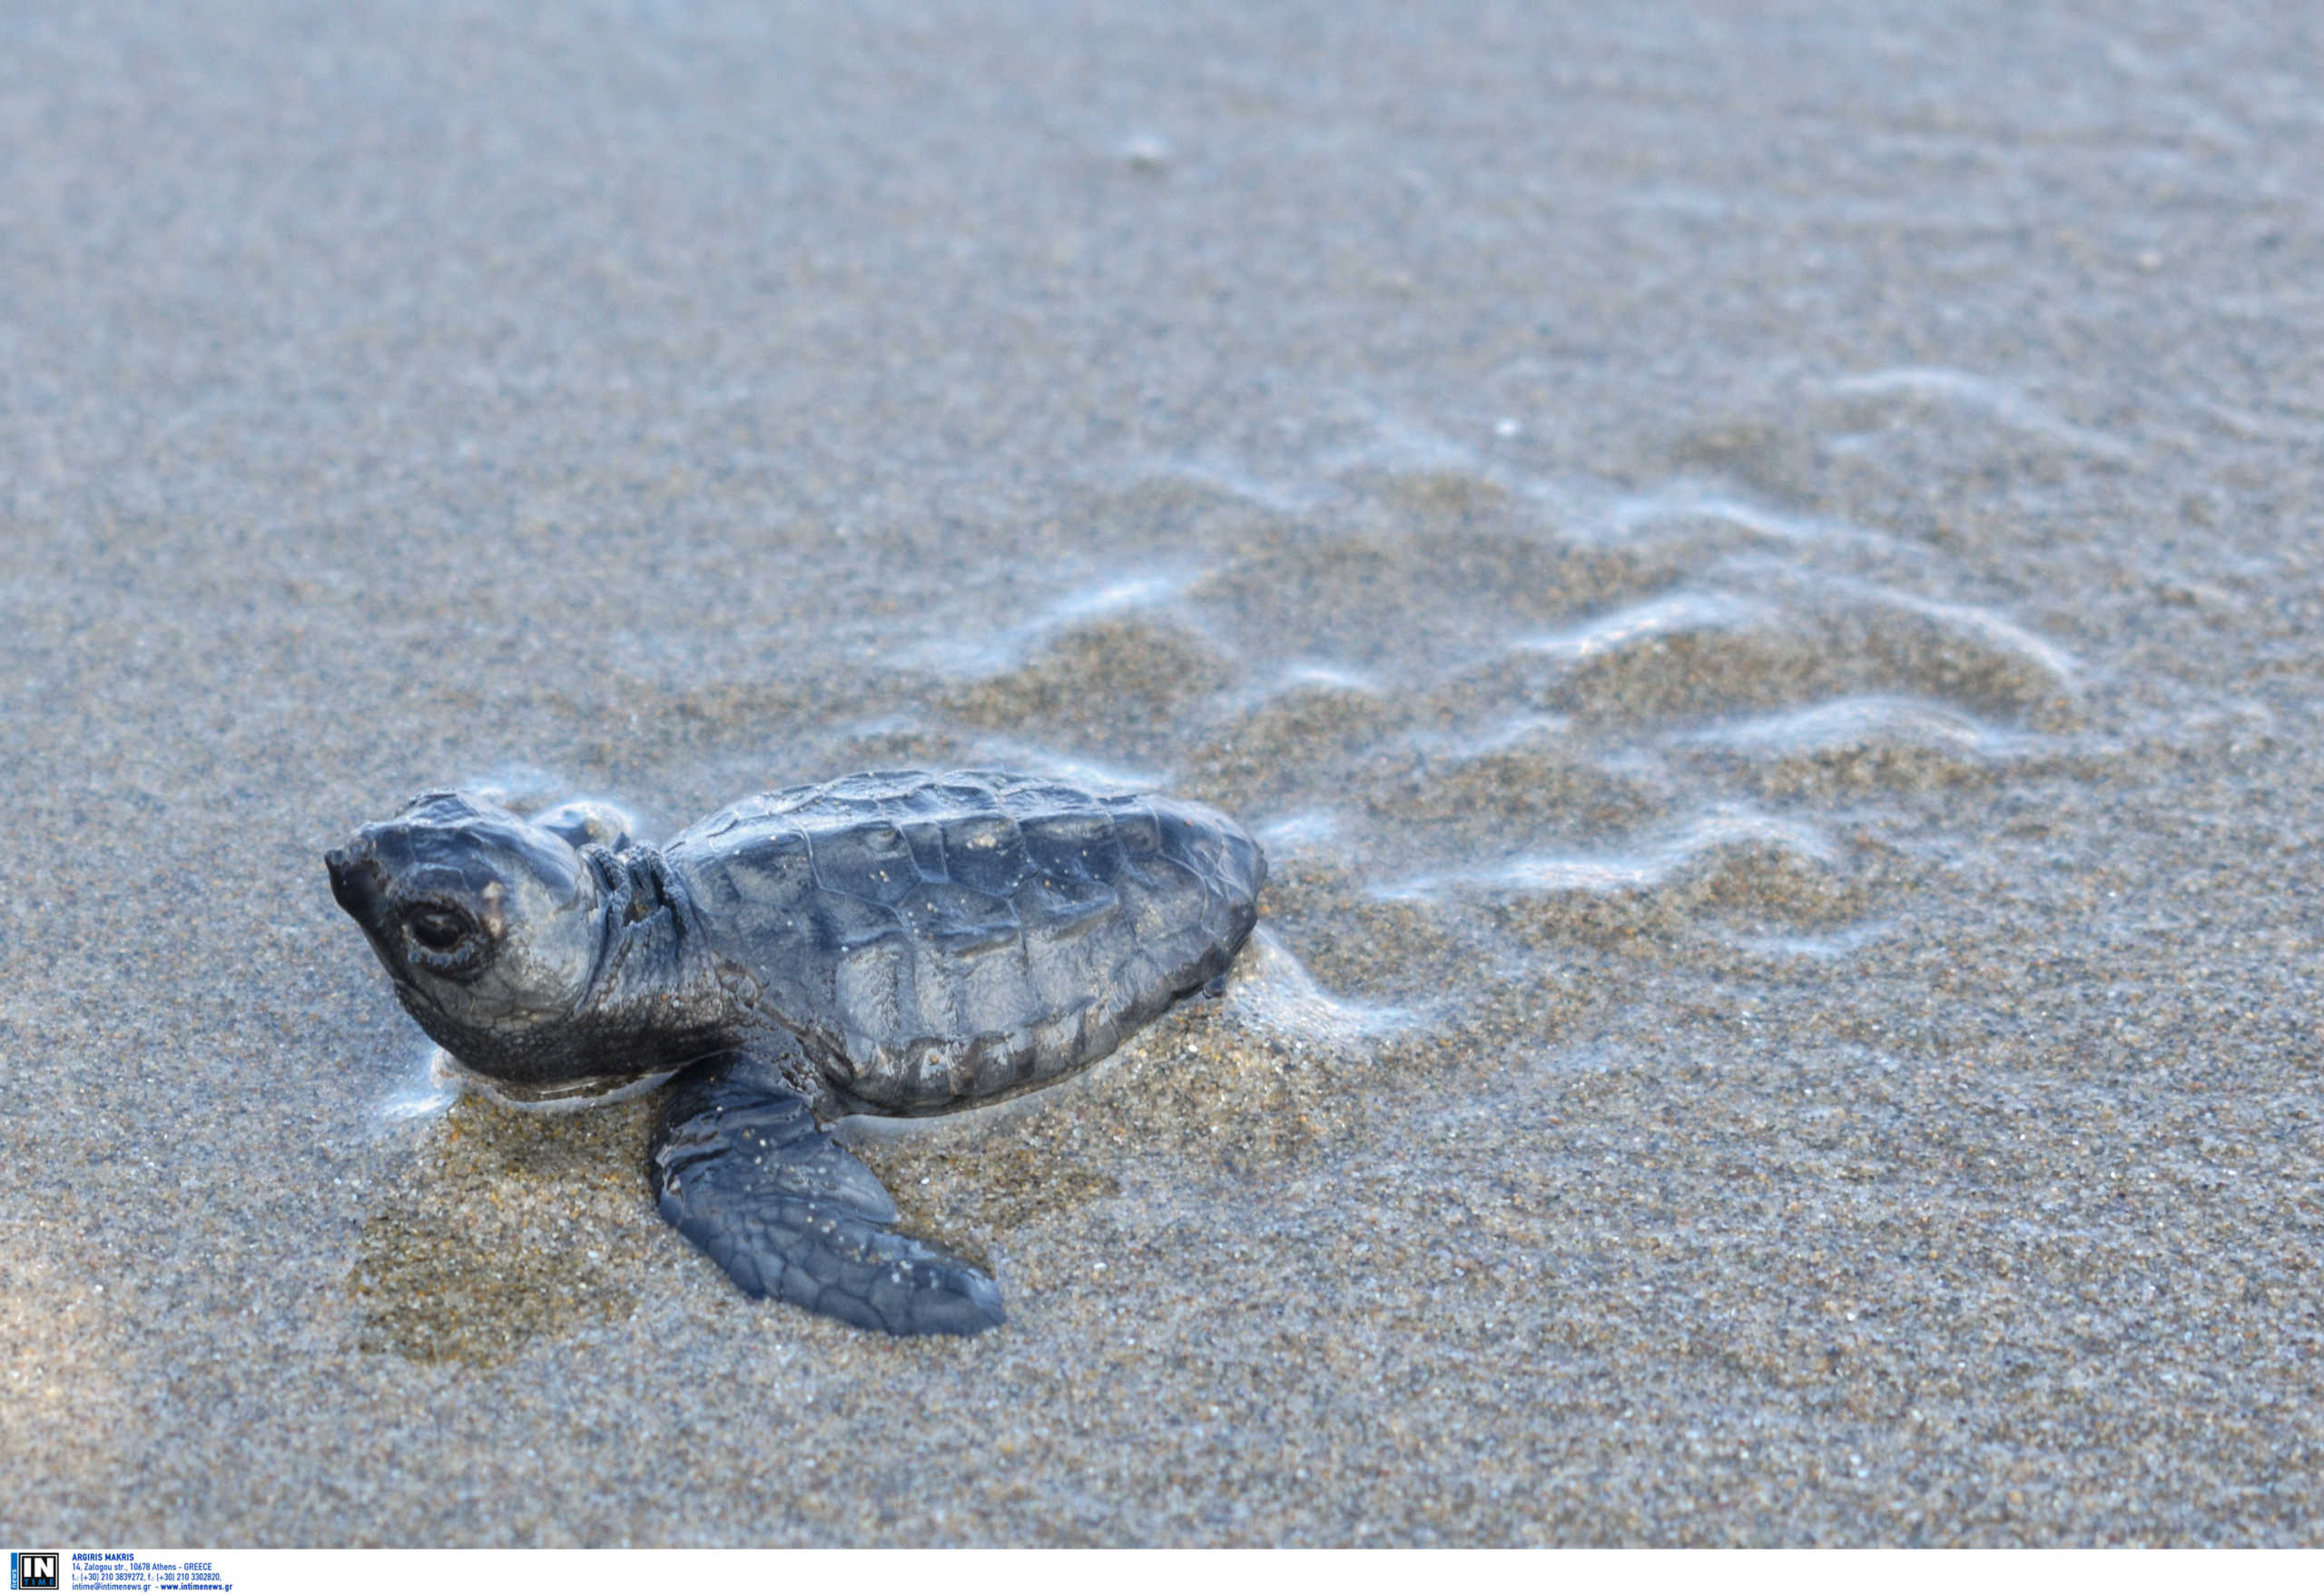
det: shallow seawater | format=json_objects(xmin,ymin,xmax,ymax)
[{"xmin": 5, "ymin": 0, "xmax": 2322, "ymax": 1548}]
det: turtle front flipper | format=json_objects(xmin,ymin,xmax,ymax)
[{"xmin": 648, "ymin": 1051, "xmax": 1005, "ymax": 1336}]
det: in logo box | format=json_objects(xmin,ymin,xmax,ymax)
[{"xmin": 9, "ymin": 1554, "xmax": 59, "ymax": 1592}]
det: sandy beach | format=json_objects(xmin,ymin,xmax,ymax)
[{"xmin": 2, "ymin": 0, "xmax": 2319, "ymax": 1544}]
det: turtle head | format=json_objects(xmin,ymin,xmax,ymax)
[{"xmin": 327, "ymin": 791, "xmax": 608, "ymax": 1088}]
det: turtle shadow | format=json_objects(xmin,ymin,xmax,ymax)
[{"xmin": 350, "ymin": 1091, "xmax": 665, "ymax": 1365}]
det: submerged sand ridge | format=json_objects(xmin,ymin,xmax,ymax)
[{"xmin": 4, "ymin": 0, "xmax": 2322, "ymax": 1546}]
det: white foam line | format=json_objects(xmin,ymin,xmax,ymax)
[
  {"xmin": 1512, "ymin": 591, "xmax": 1767, "ymax": 663},
  {"xmin": 1256, "ymin": 810, "xmax": 1342, "ymax": 851},
  {"xmin": 375, "ymin": 1048, "xmax": 462, "ymax": 1126},
  {"xmin": 1044, "ymin": 570, "xmax": 1191, "ymax": 625},
  {"xmin": 1378, "ymin": 812, "xmax": 1835, "ymax": 902},
  {"xmin": 1829, "ymin": 367, "xmax": 2135, "ymax": 462},
  {"xmin": 898, "ymin": 565, "xmax": 1199, "ymax": 675},
  {"xmin": 1224, "ymin": 929, "xmax": 1418, "ymax": 1043},
  {"xmin": 1610, "ymin": 487, "xmax": 1831, "ymax": 546},
  {"xmin": 1677, "ymin": 694, "xmax": 2003, "ymax": 755},
  {"xmin": 1275, "ymin": 660, "xmax": 1379, "ymax": 694},
  {"xmin": 1828, "ymin": 573, "xmax": 2081, "ymax": 688}
]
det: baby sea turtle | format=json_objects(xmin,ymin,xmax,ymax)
[{"xmin": 325, "ymin": 769, "xmax": 1265, "ymax": 1337}]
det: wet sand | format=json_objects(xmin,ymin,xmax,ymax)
[{"xmin": 3, "ymin": 0, "xmax": 2321, "ymax": 1546}]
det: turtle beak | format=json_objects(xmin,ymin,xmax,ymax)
[{"xmin": 326, "ymin": 842, "xmax": 389, "ymax": 932}]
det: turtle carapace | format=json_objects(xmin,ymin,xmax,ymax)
[{"xmin": 325, "ymin": 770, "xmax": 1266, "ymax": 1337}]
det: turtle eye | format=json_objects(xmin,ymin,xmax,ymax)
[
  {"xmin": 395, "ymin": 901, "xmax": 499, "ymax": 985},
  {"xmin": 408, "ymin": 906, "xmax": 469, "ymax": 951}
]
